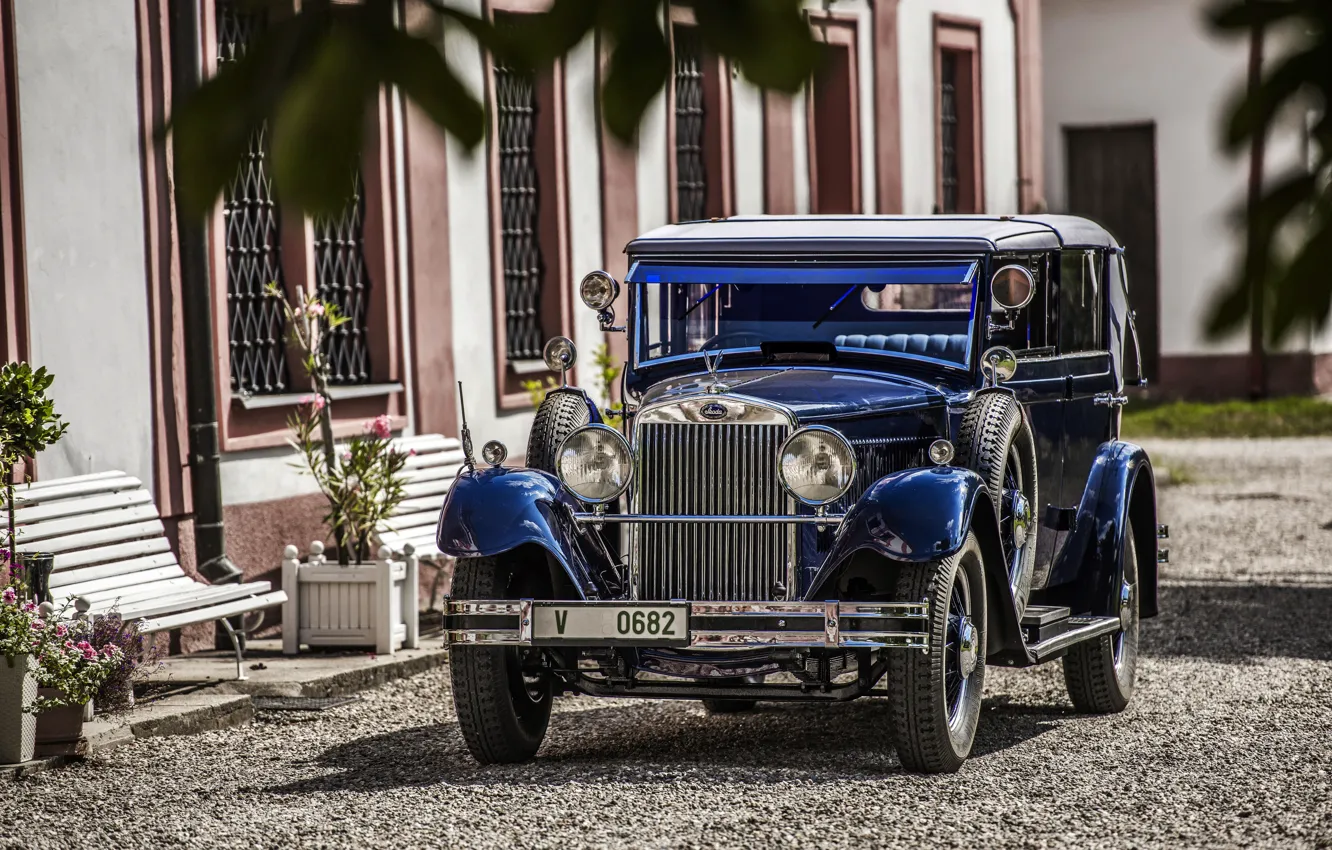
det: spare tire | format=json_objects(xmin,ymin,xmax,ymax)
[
  {"xmin": 526, "ymin": 390, "xmax": 591, "ymax": 473},
  {"xmin": 955, "ymin": 391, "xmax": 1038, "ymax": 618}
]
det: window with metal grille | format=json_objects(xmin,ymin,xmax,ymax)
[
  {"xmin": 218, "ymin": 1, "xmax": 291, "ymax": 395},
  {"xmin": 939, "ymin": 51, "xmax": 960, "ymax": 215},
  {"xmin": 313, "ymin": 173, "xmax": 374, "ymax": 385},
  {"xmin": 495, "ymin": 55, "xmax": 545, "ymax": 362},
  {"xmin": 673, "ymin": 26, "xmax": 707, "ymax": 223}
]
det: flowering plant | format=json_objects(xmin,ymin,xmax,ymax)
[
  {"xmin": 87, "ymin": 613, "xmax": 160, "ymax": 713},
  {"xmin": 0, "ymin": 584, "xmax": 46, "ymax": 662},
  {"xmin": 269, "ymin": 286, "xmax": 410, "ymax": 565},
  {"xmin": 29, "ymin": 615, "xmax": 124, "ymax": 712}
]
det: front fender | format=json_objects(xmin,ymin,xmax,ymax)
[
  {"xmin": 1043, "ymin": 441, "xmax": 1158, "ymax": 618},
  {"xmin": 434, "ymin": 466, "xmax": 617, "ymax": 599}
]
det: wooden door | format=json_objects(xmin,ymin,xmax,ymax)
[{"xmin": 1065, "ymin": 125, "xmax": 1160, "ymax": 382}]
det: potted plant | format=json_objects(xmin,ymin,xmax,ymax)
[
  {"xmin": 267, "ymin": 288, "xmax": 419, "ymax": 654},
  {"xmin": 0, "ymin": 583, "xmax": 41, "ymax": 764},
  {"xmin": 0, "ymin": 362, "xmax": 69, "ymax": 602},
  {"xmin": 30, "ymin": 614, "xmax": 122, "ymax": 754},
  {"xmin": 87, "ymin": 613, "xmax": 159, "ymax": 713}
]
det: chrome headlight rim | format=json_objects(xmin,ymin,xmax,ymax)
[
  {"xmin": 579, "ymin": 270, "xmax": 620, "ymax": 311},
  {"xmin": 555, "ymin": 423, "xmax": 633, "ymax": 505},
  {"xmin": 777, "ymin": 425, "xmax": 857, "ymax": 507}
]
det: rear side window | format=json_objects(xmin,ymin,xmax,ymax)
[{"xmin": 1058, "ymin": 249, "xmax": 1104, "ymax": 353}]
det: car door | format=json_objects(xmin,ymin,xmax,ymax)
[{"xmin": 1059, "ymin": 249, "xmax": 1116, "ymax": 517}]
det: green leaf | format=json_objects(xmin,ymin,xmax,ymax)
[
  {"xmin": 375, "ymin": 25, "xmax": 484, "ymax": 148},
  {"xmin": 599, "ymin": 0, "xmax": 670, "ymax": 143},
  {"xmin": 690, "ymin": 0, "xmax": 822, "ymax": 93}
]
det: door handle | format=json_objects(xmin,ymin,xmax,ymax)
[{"xmin": 1092, "ymin": 392, "xmax": 1128, "ymax": 407}]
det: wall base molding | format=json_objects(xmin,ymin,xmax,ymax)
[{"xmin": 1156, "ymin": 352, "xmax": 1332, "ymax": 399}]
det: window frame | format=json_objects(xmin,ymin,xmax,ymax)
[
  {"xmin": 667, "ymin": 5, "xmax": 734, "ymax": 223},
  {"xmin": 202, "ymin": 0, "xmax": 405, "ymax": 452},
  {"xmin": 1056, "ymin": 248, "xmax": 1108, "ymax": 356},
  {"xmin": 806, "ymin": 11, "xmax": 862, "ymax": 215},
  {"xmin": 485, "ymin": 0, "xmax": 574, "ymax": 411},
  {"xmin": 933, "ymin": 15, "xmax": 984, "ymax": 215}
]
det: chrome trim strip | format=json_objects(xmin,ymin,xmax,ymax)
[
  {"xmin": 1028, "ymin": 616, "xmax": 1121, "ymax": 661},
  {"xmin": 578, "ymin": 513, "xmax": 844, "ymax": 525}
]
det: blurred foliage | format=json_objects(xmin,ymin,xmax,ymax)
[
  {"xmin": 1122, "ymin": 395, "xmax": 1332, "ymax": 438},
  {"xmin": 1205, "ymin": 1, "xmax": 1332, "ymax": 343},
  {"xmin": 592, "ymin": 343, "xmax": 621, "ymax": 412},
  {"xmin": 521, "ymin": 375, "xmax": 558, "ymax": 408},
  {"xmin": 169, "ymin": 0, "xmax": 823, "ymax": 217}
]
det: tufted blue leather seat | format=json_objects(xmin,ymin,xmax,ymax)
[{"xmin": 834, "ymin": 333, "xmax": 969, "ymax": 362}]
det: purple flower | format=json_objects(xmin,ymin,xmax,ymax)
[{"xmin": 1, "ymin": 587, "xmax": 15, "ymax": 605}]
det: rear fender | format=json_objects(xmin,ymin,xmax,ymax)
[
  {"xmin": 435, "ymin": 466, "xmax": 618, "ymax": 599},
  {"xmin": 806, "ymin": 467, "xmax": 1025, "ymax": 654},
  {"xmin": 1042, "ymin": 441, "xmax": 1159, "ymax": 618}
]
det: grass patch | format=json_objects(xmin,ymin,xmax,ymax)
[{"xmin": 1122, "ymin": 396, "xmax": 1332, "ymax": 439}]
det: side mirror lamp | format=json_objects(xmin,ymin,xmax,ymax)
[{"xmin": 980, "ymin": 346, "xmax": 1018, "ymax": 388}]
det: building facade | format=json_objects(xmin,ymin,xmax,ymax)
[
  {"xmin": 1042, "ymin": 0, "xmax": 1324, "ymax": 398},
  {"xmin": 0, "ymin": 0, "xmax": 1040, "ymax": 650}
]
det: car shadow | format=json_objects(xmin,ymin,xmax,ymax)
[
  {"xmin": 264, "ymin": 691, "xmax": 1066, "ymax": 795},
  {"xmin": 1143, "ymin": 580, "xmax": 1332, "ymax": 663}
]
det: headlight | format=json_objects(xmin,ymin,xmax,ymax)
[
  {"xmin": 579, "ymin": 270, "xmax": 620, "ymax": 311},
  {"xmin": 556, "ymin": 424, "xmax": 632, "ymax": 504},
  {"xmin": 778, "ymin": 426, "xmax": 856, "ymax": 506}
]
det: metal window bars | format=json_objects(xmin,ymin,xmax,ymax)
[
  {"xmin": 218, "ymin": 1, "xmax": 291, "ymax": 396},
  {"xmin": 312, "ymin": 173, "xmax": 373, "ymax": 385},
  {"xmin": 939, "ymin": 51, "xmax": 960, "ymax": 215},
  {"xmin": 495, "ymin": 55, "xmax": 546, "ymax": 362},
  {"xmin": 673, "ymin": 26, "xmax": 707, "ymax": 223}
]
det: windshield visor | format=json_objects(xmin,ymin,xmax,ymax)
[{"xmin": 632, "ymin": 262, "xmax": 979, "ymax": 368}]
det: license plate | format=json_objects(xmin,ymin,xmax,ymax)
[{"xmin": 532, "ymin": 603, "xmax": 690, "ymax": 645}]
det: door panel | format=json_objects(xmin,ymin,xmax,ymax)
[
  {"xmin": 1006, "ymin": 356, "xmax": 1066, "ymax": 587},
  {"xmin": 1065, "ymin": 124, "xmax": 1160, "ymax": 382},
  {"xmin": 1063, "ymin": 351, "xmax": 1116, "ymax": 504}
]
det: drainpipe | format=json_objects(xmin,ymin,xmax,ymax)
[
  {"xmin": 168, "ymin": 0, "xmax": 244, "ymax": 590},
  {"xmin": 1245, "ymin": 16, "xmax": 1268, "ymax": 400}
]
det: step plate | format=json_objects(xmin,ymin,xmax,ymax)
[{"xmin": 1028, "ymin": 616, "xmax": 1122, "ymax": 661}]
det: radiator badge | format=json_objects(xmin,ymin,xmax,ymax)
[{"xmin": 700, "ymin": 401, "xmax": 728, "ymax": 420}]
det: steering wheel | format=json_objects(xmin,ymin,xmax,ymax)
[{"xmin": 701, "ymin": 331, "xmax": 764, "ymax": 351}]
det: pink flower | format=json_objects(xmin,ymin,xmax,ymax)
[
  {"xmin": 81, "ymin": 647, "xmax": 96, "ymax": 660},
  {"xmin": 366, "ymin": 414, "xmax": 392, "ymax": 440},
  {"xmin": 101, "ymin": 645, "xmax": 117, "ymax": 657},
  {"xmin": 63, "ymin": 639, "xmax": 74, "ymax": 650},
  {"xmin": 21, "ymin": 601, "xmax": 35, "ymax": 613},
  {"xmin": 1, "ymin": 587, "xmax": 15, "ymax": 605},
  {"xmin": 307, "ymin": 302, "xmax": 326, "ymax": 316},
  {"xmin": 311, "ymin": 395, "xmax": 327, "ymax": 411},
  {"xmin": 408, "ymin": 448, "xmax": 417, "ymax": 456},
  {"xmin": 55, "ymin": 624, "xmax": 67, "ymax": 638},
  {"xmin": 30, "ymin": 619, "xmax": 45, "ymax": 631},
  {"xmin": 75, "ymin": 640, "xmax": 93, "ymax": 652}
]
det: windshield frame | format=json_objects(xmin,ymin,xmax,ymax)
[{"xmin": 627, "ymin": 257, "xmax": 983, "ymax": 373}]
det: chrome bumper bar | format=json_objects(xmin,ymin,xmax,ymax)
[
  {"xmin": 444, "ymin": 599, "xmax": 929, "ymax": 650},
  {"xmin": 572, "ymin": 513, "xmax": 845, "ymax": 525}
]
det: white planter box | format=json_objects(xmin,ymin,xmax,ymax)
[
  {"xmin": 0, "ymin": 654, "xmax": 37, "ymax": 765},
  {"xmin": 281, "ymin": 542, "xmax": 420, "ymax": 656}
]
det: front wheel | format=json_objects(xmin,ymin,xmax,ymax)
[
  {"xmin": 887, "ymin": 532, "xmax": 987, "ymax": 774},
  {"xmin": 450, "ymin": 555, "xmax": 554, "ymax": 764},
  {"xmin": 1063, "ymin": 519, "xmax": 1140, "ymax": 713}
]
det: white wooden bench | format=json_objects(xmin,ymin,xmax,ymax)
[
  {"xmin": 372, "ymin": 433, "xmax": 464, "ymax": 562},
  {"xmin": 13, "ymin": 470, "xmax": 286, "ymax": 679}
]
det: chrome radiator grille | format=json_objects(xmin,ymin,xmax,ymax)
[{"xmin": 633, "ymin": 421, "xmax": 793, "ymax": 601}]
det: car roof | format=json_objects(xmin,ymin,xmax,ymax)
[{"xmin": 626, "ymin": 214, "xmax": 1120, "ymax": 256}]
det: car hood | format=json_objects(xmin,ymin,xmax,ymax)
[{"xmin": 638, "ymin": 366, "xmax": 950, "ymax": 421}]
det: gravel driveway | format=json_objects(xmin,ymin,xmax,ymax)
[{"xmin": 3, "ymin": 438, "xmax": 1330, "ymax": 849}]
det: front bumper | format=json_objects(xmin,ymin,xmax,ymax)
[{"xmin": 444, "ymin": 599, "xmax": 930, "ymax": 650}]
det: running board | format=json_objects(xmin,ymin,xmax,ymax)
[{"xmin": 1027, "ymin": 616, "xmax": 1122, "ymax": 662}]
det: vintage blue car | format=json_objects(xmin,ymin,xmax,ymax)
[{"xmin": 437, "ymin": 215, "xmax": 1165, "ymax": 774}]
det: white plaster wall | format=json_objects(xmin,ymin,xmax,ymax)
[
  {"xmin": 731, "ymin": 76, "xmax": 766, "ymax": 216},
  {"xmin": 898, "ymin": 0, "xmax": 1020, "ymax": 215},
  {"xmin": 637, "ymin": 89, "xmax": 670, "ymax": 235},
  {"xmin": 792, "ymin": 87, "xmax": 811, "ymax": 215},
  {"xmin": 15, "ymin": 2, "xmax": 155, "ymax": 490},
  {"xmin": 1043, "ymin": 0, "xmax": 1306, "ymax": 357}
]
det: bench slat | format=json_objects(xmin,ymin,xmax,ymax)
[
  {"xmin": 49, "ymin": 552, "xmax": 179, "ymax": 589},
  {"xmin": 17, "ymin": 504, "xmax": 161, "ymax": 544},
  {"xmin": 139, "ymin": 590, "xmax": 288, "ymax": 634},
  {"xmin": 401, "ymin": 463, "xmax": 462, "ymax": 483},
  {"xmin": 403, "ymin": 449, "xmax": 465, "ymax": 472},
  {"xmin": 13, "ymin": 475, "xmax": 143, "ymax": 506},
  {"xmin": 114, "ymin": 582, "xmax": 273, "ymax": 620},
  {"xmin": 45, "ymin": 537, "xmax": 171, "ymax": 572},
  {"xmin": 17, "ymin": 470, "xmax": 128, "ymax": 491},
  {"xmin": 378, "ymin": 512, "xmax": 439, "ymax": 533},
  {"xmin": 66, "ymin": 577, "xmax": 198, "ymax": 608},
  {"xmin": 17, "ymin": 519, "xmax": 165, "ymax": 556},
  {"xmin": 56, "ymin": 564, "xmax": 186, "ymax": 598},
  {"xmin": 13, "ymin": 489, "xmax": 154, "ymax": 525},
  {"xmin": 391, "ymin": 434, "xmax": 455, "ymax": 453},
  {"xmin": 402, "ymin": 478, "xmax": 453, "ymax": 499}
]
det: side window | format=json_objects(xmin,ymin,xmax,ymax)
[{"xmin": 1058, "ymin": 249, "xmax": 1104, "ymax": 353}]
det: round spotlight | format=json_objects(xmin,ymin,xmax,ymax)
[
  {"xmin": 556, "ymin": 424, "xmax": 632, "ymax": 504},
  {"xmin": 481, "ymin": 440, "xmax": 508, "ymax": 467},
  {"xmin": 778, "ymin": 426, "xmax": 857, "ymax": 506},
  {"xmin": 579, "ymin": 270, "xmax": 620, "ymax": 311},
  {"xmin": 928, "ymin": 439, "xmax": 955, "ymax": 466},
  {"xmin": 542, "ymin": 336, "xmax": 578, "ymax": 373}
]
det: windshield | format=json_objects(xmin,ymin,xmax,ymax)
[{"xmin": 631, "ymin": 261, "xmax": 979, "ymax": 368}]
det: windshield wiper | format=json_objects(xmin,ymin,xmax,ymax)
[
  {"xmin": 811, "ymin": 285, "xmax": 859, "ymax": 329},
  {"xmin": 680, "ymin": 284, "xmax": 722, "ymax": 318}
]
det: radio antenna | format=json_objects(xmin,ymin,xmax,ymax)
[{"xmin": 458, "ymin": 381, "xmax": 476, "ymax": 472}]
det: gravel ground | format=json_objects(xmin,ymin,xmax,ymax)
[{"xmin": 3, "ymin": 437, "xmax": 1331, "ymax": 849}]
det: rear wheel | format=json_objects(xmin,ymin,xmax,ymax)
[
  {"xmin": 956, "ymin": 392, "xmax": 1037, "ymax": 618},
  {"xmin": 450, "ymin": 555, "xmax": 554, "ymax": 764},
  {"xmin": 526, "ymin": 391, "xmax": 591, "ymax": 473},
  {"xmin": 887, "ymin": 533, "xmax": 986, "ymax": 774},
  {"xmin": 1063, "ymin": 519, "xmax": 1140, "ymax": 713}
]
